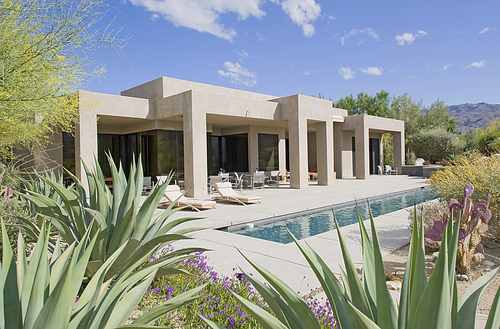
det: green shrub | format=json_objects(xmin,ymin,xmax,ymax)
[
  {"xmin": 478, "ymin": 130, "xmax": 500, "ymax": 155},
  {"xmin": 408, "ymin": 129, "xmax": 465, "ymax": 163}
]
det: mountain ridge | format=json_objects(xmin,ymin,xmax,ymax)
[{"xmin": 448, "ymin": 102, "xmax": 500, "ymax": 134}]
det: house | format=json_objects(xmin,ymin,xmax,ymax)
[{"xmin": 57, "ymin": 77, "xmax": 404, "ymax": 197}]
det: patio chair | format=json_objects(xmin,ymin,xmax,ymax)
[
  {"xmin": 209, "ymin": 175, "xmax": 223, "ymax": 194},
  {"xmin": 252, "ymin": 171, "xmax": 265, "ymax": 190},
  {"xmin": 232, "ymin": 172, "xmax": 244, "ymax": 192},
  {"xmin": 385, "ymin": 165, "xmax": 397, "ymax": 175},
  {"xmin": 159, "ymin": 185, "xmax": 216, "ymax": 212},
  {"xmin": 212, "ymin": 182, "xmax": 262, "ymax": 206},
  {"xmin": 143, "ymin": 177, "xmax": 153, "ymax": 193},
  {"xmin": 377, "ymin": 165, "xmax": 383, "ymax": 175},
  {"xmin": 266, "ymin": 170, "xmax": 281, "ymax": 188}
]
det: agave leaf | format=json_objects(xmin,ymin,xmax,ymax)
[
  {"xmin": 397, "ymin": 245, "xmax": 412, "ymax": 329},
  {"xmin": 22, "ymin": 223, "xmax": 50, "ymax": 329},
  {"xmin": 411, "ymin": 219, "xmax": 452, "ymax": 329},
  {"xmin": 49, "ymin": 243, "xmax": 75, "ymax": 294},
  {"xmin": 287, "ymin": 230, "xmax": 356, "ymax": 329},
  {"xmin": 334, "ymin": 217, "xmax": 373, "ymax": 320},
  {"xmin": 347, "ymin": 300, "xmax": 382, "ymax": 329},
  {"xmin": 17, "ymin": 230, "xmax": 28, "ymax": 289},
  {"xmin": 198, "ymin": 314, "xmax": 227, "ymax": 329},
  {"xmin": 1, "ymin": 219, "xmax": 22, "ymax": 328},
  {"xmin": 104, "ymin": 272, "xmax": 156, "ymax": 329},
  {"xmin": 106, "ymin": 203, "xmax": 137, "ymax": 258},
  {"xmin": 238, "ymin": 251, "xmax": 320, "ymax": 329},
  {"xmin": 132, "ymin": 284, "xmax": 206, "ymax": 325},
  {"xmin": 152, "ymin": 216, "xmax": 202, "ymax": 240},
  {"xmin": 407, "ymin": 210, "xmax": 427, "ymax": 327},
  {"xmin": 50, "ymin": 235, "xmax": 62, "ymax": 265},
  {"xmin": 456, "ymin": 267, "xmax": 499, "ymax": 329},
  {"xmin": 366, "ymin": 206, "xmax": 398, "ymax": 328},
  {"xmin": 242, "ymin": 268, "xmax": 304, "ymax": 328},
  {"xmin": 227, "ymin": 289, "xmax": 290, "ymax": 329},
  {"xmin": 484, "ymin": 280, "xmax": 500, "ymax": 329}
]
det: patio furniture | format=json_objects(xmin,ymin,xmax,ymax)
[
  {"xmin": 232, "ymin": 172, "xmax": 244, "ymax": 192},
  {"xmin": 209, "ymin": 175, "xmax": 223, "ymax": 194},
  {"xmin": 265, "ymin": 170, "xmax": 281, "ymax": 188},
  {"xmin": 385, "ymin": 165, "xmax": 397, "ymax": 175},
  {"xmin": 157, "ymin": 175, "xmax": 171, "ymax": 185},
  {"xmin": 252, "ymin": 171, "xmax": 265, "ymax": 190},
  {"xmin": 212, "ymin": 182, "xmax": 262, "ymax": 206},
  {"xmin": 159, "ymin": 185, "xmax": 216, "ymax": 212},
  {"xmin": 377, "ymin": 165, "xmax": 383, "ymax": 175},
  {"xmin": 143, "ymin": 176, "xmax": 152, "ymax": 193}
]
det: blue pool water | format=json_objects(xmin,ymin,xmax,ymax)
[{"xmin": 231, "ymin": 187, "xmax": 436, "ymax": 244}]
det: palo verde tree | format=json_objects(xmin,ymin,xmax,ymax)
[{"xmin": 0, "ymin": 0, "xmax": 128, "ymax": 157}]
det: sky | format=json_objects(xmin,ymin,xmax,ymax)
[{"xmin": 86, "ymin": 0, "xmax": 500, "ymax": 106}]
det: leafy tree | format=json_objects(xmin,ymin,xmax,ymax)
[
  {"xmin": 0, "ymin": 0, "xmax": 127, "ymax": 157},
  {"xmin": 418, "ymin": 99, "xmax": 457, "ymax": 133},
  {"xmin": 407, "ymin": 129, "xmax": 466, "ymax": 163},
  {"xmin": 478, "ymin": 130, "xmax": 500, "ymax": 155},
  {"xmin": 333, "ymin": 90, "xmax": 390, "ymax": 116},
  {"xmin": 386, "ymin": 93, "xmax": 424, "ymax": 136}
]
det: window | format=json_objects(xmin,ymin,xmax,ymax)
[{"xmin": 258, "ymin": 133, "xmax": 279, "ymax": 171}]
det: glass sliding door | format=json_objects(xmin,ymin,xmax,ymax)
[{"xmin": 258, "ymin": 133, "xmax": 279, "ymax": 171}]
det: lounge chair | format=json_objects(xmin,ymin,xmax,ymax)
[
  {"xmin": 212, "ymin": 182, "xmax": 262, "ymax": 206},
  {"xmin": 159, "ymin": 185, "xmax": 216, "ymax": 212}
]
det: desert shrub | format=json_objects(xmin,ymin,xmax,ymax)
[
  {"xmin": 429, "ymin": 151, "xmax": 500, "ymax": 240},
  {"xmin": 406, "ymin": 149, "xmax": 416, "ymax": 165},
  {"xmin": 407, "ymin": 199, "xmax": 448, "ymax": 234},
  {"xmin": 478, "ymin": 130, "xmax": 500, "ymax": 155},
  {"xmin": 408, "ymin": 129, "xmax": 466, "ymax": 163}
]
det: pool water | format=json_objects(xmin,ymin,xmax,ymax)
[{"xmin": 232, "ymin": 187, "xmax": 436, "ymax": 244}]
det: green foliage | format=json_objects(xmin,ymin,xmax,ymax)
[
  {"xmin": 204, "ymin": 202, "xmax": 500, "ymax": 329},
  {"xmin": 406, "ymin": 149, "xmax": 417, "ymax": 165},
  {"xmin": 388, "ymin": 93, "xmax": 425, "ymax": 136},
  {"xmin": 0, "ymin": 0, "xmax": 128, "ymax": 156},
  {"xmin": 420, "ymin": 99, "xmax": 457, "ymax": 133},
  {"xmin": 478, "ymin": 130, "xmax": 500, "ymax": 155},
  {"xmin": 428, "ymin": 152, "xmax": 500, "ymax": 241},
  {"xmin": 383, "ymin": 133, "xmax": 394, "ymax": 166},
  {"xmin": 0, "ymin": 219, "xmax": 204, "ymax": 329},
  {"xmin": 408, "ymin": 129, "xmax": 466, "ymax": 163},
  {"xmin": 333, "ymin": 90, "xmax": 390, "ymax": 117},
  {"xmin": 19, "ymin": 154, "xmax": 205, "ymax": 280}
]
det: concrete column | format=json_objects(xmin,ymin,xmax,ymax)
[
  {"xmin": 316, "ymin": 120, "xmax": 334, "ymax": 185},
  {"xmin": 393, "ymin": 131, "xmax": 405, "ymax": 174},
  {"xmin": 334, "ymin": 124, "xmax": 343, "ymax": 178},
  {"xmin": 248, "ymin": 126, "xmax": 259, "ymax": 172},
  {"xmin": 355, "ymin": 124, "xmax": 369, "ymax": 179},
  {"xmin": 278, "ymin": 128, "xmax": 286, "ymax": 176},
  {"xmin": 75, "ymin": 112, "xmax": 98, "ymax": 192},
  {"xmin": 288, "ymin": 115, "xmax": 308, "ymax": 188},
  {"xmin": 183, "ymin": 92, "xmax": 208, "ymax": 197}
]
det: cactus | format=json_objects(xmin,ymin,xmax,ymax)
[{"xmin": 425, "ymin": 183, "xmax": 492, "ymax": 274}]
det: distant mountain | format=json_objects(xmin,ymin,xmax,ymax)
[{"xmin": 449, "ymin": 102, "xmax": 500, "ymax": 134}]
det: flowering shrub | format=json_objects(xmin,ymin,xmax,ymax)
[
  {"xmin": 429, "ymin": 151, "xmax": 500, "ymax": 240},
  {"xmin": 140, "ymin": 247, "xmax": 337, "ymax": 328}
]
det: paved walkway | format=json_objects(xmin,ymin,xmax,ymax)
[{"xmin": 165, "ymin": 175, "xmax": 426, "ymax": 294}]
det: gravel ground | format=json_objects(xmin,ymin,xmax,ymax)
[{"xmin": 383, "ymin": 240, "xmax": 500, "ymax": 315}]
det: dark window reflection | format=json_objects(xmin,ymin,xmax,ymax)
[{"xmin": 258, "ymin": 133, "xmax": 279, "ymax": 171}]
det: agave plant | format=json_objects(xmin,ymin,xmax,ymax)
[
  {"xmin": 0, "ymin": 218, "xmax": 205, "ymax": 329},
  {"xmin": 201, "ymin": 197, "xmax": 500, "ymax": 329},
  {"xmin": 18, "ymin": 154, "xmax": 204, "ymax": 280},
  {"xmin": 425, "ymin": 183, "xmax": 492, "ymax": 274}
]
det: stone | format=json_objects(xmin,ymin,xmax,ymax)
[
  {"xmin": 432, "ymin": 252, "xmax": 439, "ymax": 262},
  {"xmin": 457, "ymin": 274, "xmax": 470, "ymax": 282},
  {"xmin": 483, "ymin": 260, "xmax": 497, "ymax": 268},
  {"xmin": 386, "ymin": 280, "xmax": 402, "ymax": 291},
  {"xmin": 483, "ymin": 241, "xmax": 500, "ymax": 249}
]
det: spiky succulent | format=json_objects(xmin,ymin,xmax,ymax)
[{"xmin": 425, "ymin": 183, "xmax": 492, "ymax": 274}]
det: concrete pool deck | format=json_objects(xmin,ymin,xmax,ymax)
[{"xmin": 165, "ymin": 175, "xmax": 427, "ymax": 294}]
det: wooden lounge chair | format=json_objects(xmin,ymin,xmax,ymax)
[
  {"xmin": 212, "ymin": 182, "xmax": 262, "ymax": 206},
  {"xmin": 159, "ymin": 185, "xmax": 216, "ymax": 212}
]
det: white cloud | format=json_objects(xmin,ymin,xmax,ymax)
[
  {"xmin": 238, "ymin": 49, "xmax": 249, "ymax": 58},
  {"xmin": 479, "ymin": 27, "xmax": 494, "ymax": 34},
  {"xmin": 395, "ymin": 30, "xmax": 428, "ymax": 45},
  {"xmin": 464, "ymin": 60, "xmax": 486, "ymax": 69},
  {"xmin": 338, "ymin": 66, "xmax": 355, "ymax": 80},
  {"xmin": 218, "ymin": 61, "xmax": 257, "ymax": 86},
  {"xmin": 341, "ymin": 28, "xmax": 379, "ymax": 45},
  {"xmin": 150, "ymin": 13, "xmax": 159, "ymax": 22},
  {"xmin": 276, "ymin": 0, "xmax": 322, "ymax": 37},
  {"xmin": 360, "ymin": 67, "xmax": 383, "ymax": 76},
  {"xmin": 439, "ymin": 64, "xmax": 452, "ymax": 72},
  {"xmin": 128, "ymin": 0, "xmax": 266, "ymax": 42},
  {"xmin": 328, "ymin": 15, "xmax": 336, "ymax": 20},
  {"xmin": 304, "ymin": 70, "xmax": 310, "ymax": 75},
  {"xmin": 255, "ymin": 32, "xmax": 265, "ymax": 41}
]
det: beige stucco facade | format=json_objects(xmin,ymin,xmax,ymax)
[{"xmin": 74, "ymin": 77, "xmax": 405, "ymax": 197}]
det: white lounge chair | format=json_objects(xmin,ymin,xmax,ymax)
[
  {"xmin": 159, "ymin": 185, "xmax": 216, "ymax": 212},
  {"xmin": 212, "ymin": 182, "xmax": 262, "ymax": 206}
]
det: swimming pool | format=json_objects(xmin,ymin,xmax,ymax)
[{"xmin": 228, "ymin": 187, "xmax": 436, "ymax": 244}]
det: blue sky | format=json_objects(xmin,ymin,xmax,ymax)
[{"xmin": 87, "ymin": 0, "xmax": 500, "ymax": 106}]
